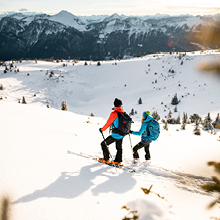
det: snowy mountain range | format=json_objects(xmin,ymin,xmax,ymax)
[{"xmin": 0, "ymin": 10, "xmax": 220, "ymax": 60}]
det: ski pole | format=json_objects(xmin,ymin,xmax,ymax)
[
  {"xmin": 129, "ymin": 133, "xmax": 135, "ymax": 158},
  {"xmin": 100, "ymin": 131, "xmax": 117, "ymax": 171},
  {"xmin": 129, "ymin": 133, "xmax": 133, "ymax": 150}
]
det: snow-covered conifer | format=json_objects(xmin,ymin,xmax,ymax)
[
  {"xmin": 213, "ymin": 113, "xmax": 220, "ymax": 129},
  {"xmin": 22, "ymin": 96, "xmax": 27, "ymax": 104},
  {"xmin": 130, "ymin": 109, "xmax": 134, "ymax": 116},
  {"xmin": 171, "ymin": 93, "xmax": 179, "ymax": 105},
  {"xmin": 203, "ymin": 113, "xmax": 213, "ymax": 131},
  {"xmin": 190, "ymin": 114, "xmax": 202, "ymax": 124},
  {"xmin": 138, "ymin": 98, "xmax": 142, "ymax": 104}
]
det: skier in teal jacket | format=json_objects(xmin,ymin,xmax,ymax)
[{"xmin": 130, "ymin": 111, "xmax": 152, "ymax": 161}]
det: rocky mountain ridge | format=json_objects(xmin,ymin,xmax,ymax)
[{"xmin": 0, "ymin": 10, "xmax": 219, "ymax": 60}]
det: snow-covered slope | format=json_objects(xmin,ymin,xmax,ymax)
[
  {"xmin": 1, "ymin": 52, "xmax": 219, "ymax": 119},
  {"xmin": 1, "ymin": 51, "xmax": 220, "ymax": 220}
]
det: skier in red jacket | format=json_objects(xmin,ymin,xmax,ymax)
[{"xmin": 99, "ymin": 98, "xmax": 125, "ymax": 165}]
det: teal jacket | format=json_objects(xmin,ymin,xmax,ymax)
[{"xmin": 132, "ymin": 115, "xmax": 153, "ymax": 143}]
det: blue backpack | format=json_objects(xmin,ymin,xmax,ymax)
[{"xmin": 146, "ymin": 119, "xmax": 160, "ymax": 141}]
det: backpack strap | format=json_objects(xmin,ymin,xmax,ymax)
[
  {"xmin": 111, "ymin": 111, "xmax": 120, "ymax": 131},
  {"xmin": 146, "ymin": 119, "xmax": 153, "ymax": 136}
]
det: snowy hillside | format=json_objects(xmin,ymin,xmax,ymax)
[
  {"xmin": 1, "ymin": 51, "xmax": 220, "ymax": 220},
  {"xmin": 0, "ymin": 51, "xmax": 219, "ymax": 119}
]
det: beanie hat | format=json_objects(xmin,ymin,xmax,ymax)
[
  {"xmin": 142, "ymin": 110, "xmax": 151, "ymax": 119},
  {"xmin": 114, "ymin": 98, "xmax": 123, "ymax": 107}
]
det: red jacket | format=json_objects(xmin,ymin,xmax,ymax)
[{"xmin": 101, "ymin": 107, "xmax": 124, "ymax": 131}]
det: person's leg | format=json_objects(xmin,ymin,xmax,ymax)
[
  {"xmin": 143, "ymin": 140, "xmax": 152, "ymax": 160},
  {"xmin": 133, "ymin": 142, "xmax": 145, "ymax": 158},
  {"xmin": 100, "ymin": 136, "xmax": 116, "ymax": 161},
  {"xmin": 144, "ymin": 144, "xmax": 151, "ymax": 160},
  {"xmin": 114, "ymin": 138, "xmax": 123, "ymax": 163}
]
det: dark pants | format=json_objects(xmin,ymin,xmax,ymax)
[
  {"xmin": 101, "ymin": 136, "xmax": 123, "ymax": 162},
  {"xmin": 133, "ymin": 142, "xmax": 151, "ymax": 160}
]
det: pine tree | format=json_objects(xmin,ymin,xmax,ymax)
[
  {"xmin": 138, "ymin": 98, "xmax": 142, "ymax": 104},
  {"xmin": 190, "ymin": 113, "xmax": 202, "ymax": 124},
  {"xmin": 171, "ymin": 93, "xmax": 179, "ymax": 105},
  {"xmin": 22, "ymin": 96, "xmax": 27, "ymax": 104},
  {"xmin": 182, "ymin": 112, "xmax": 188, "ymax": 124},
  {"xmin": 203, "ymin": 113, "xmax": 213, "ymax": 131},
  {"xmin": 213, "ymin": 113, "xmax": 220, "ymax": 129},
  {"xmin": 130, "ymin": 109, "xmax": 134, "ymax": 116},
  {"xmin": 167, "ymin": 110, "xmax": 172, "ymax": 119},
  {"xmin": 167, "ymin": 110, "xmax": 175, "ymax": 124},
  {"xmin": 174, "ymin": 105, "xmax": 178, "ymax": 112},
  {"xmin": 176, "ymin": 115, "xmax": 181, "ymax": 124}
]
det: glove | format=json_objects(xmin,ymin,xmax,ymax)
[{"xmin": 99, "ymin": 128, "xmax": 103, "ymax": 133}]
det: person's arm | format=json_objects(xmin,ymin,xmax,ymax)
[
  {"xmin": 132, "ymin": 123, "xmax": 146, "ymax": 136},
  {"xmin": 101, "ymin": 112, "xmax": 118, "ymax": 131}
]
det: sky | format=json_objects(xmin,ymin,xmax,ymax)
[{"xmin": 0, "ymin": 0, "xmax": 220, "ymax": 16}]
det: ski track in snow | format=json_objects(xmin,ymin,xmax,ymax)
[{"xmin": 70, "ymin": 151, "xmax": 214, "ymax": 198}]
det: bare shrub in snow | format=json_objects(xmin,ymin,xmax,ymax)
[
  {"xmin": 201, "ymin": 161, "xmax": 220, "ymax": 211},
  {"xmin": 193, "ymin": 125, "xmax": 201, "ymax": 135},
  {"xmin": 61, "ymin": 101, "xmax": 68, "ymax": 111},
  {"xmin": 163, "ymin": 121, "xmax": 168, "ymax": 130},
  {"xmin": 122, "ymin": 185, "xmax": 171, "ymax": 220},
  {"xmin": 181, "ymin": 123, "xmax": 186, "ymax": 130},
  {"xmin": 152, "ymin": 111, "xmax": 160, "ymax": 121},
  {"xmin": 1, "ymin": 196, "xmax": 10, "ymax": 220},
  {"xmin": 49, "ymin": 71, "xmax": 55, "ymax": 77}
]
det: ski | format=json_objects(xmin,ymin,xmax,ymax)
[{"xmin": 67, "ymin": 150, "xmax": 135, "ymax": 172}]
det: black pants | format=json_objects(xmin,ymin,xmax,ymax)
[
  {"xmin": 133, "ymin": 142, "xmax": 151, "ymax": 160},
  {"xmin": 101, "ymin": 136, "xmax": 123, "ymax": 162}
]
